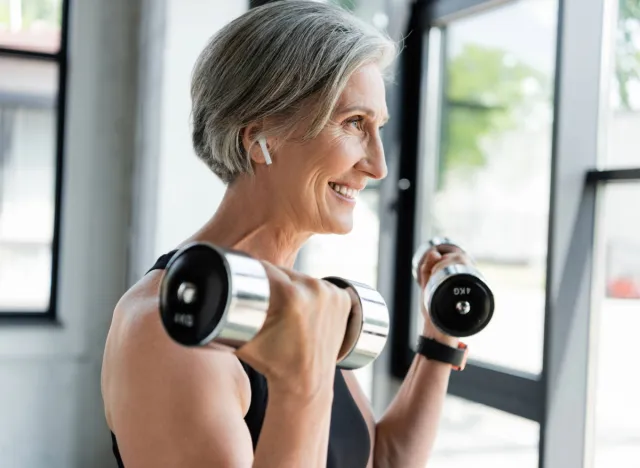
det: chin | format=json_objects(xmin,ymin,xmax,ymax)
[
  {"xmin": 320, "ymin": 187, "xmax": 357, "ymax": 234},
  {"xmin": 331, "ymin": 224, "xmax": 353, "ymax": 235},
  {"xmin": 324, "ymin": 215, "xmax": 354, "ymax": 235}
]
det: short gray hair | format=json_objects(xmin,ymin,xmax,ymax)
[{"xmin": 190, "ymin": 0, "xmax": 398, "ymax": 184}]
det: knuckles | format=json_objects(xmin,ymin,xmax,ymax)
[
  {"xmin": 267, "ymin": 268, "xmax": 354, "ymax": 323},
  {"xmin": 419, "ymin": 249, "xmax": 472, "ymax": 285}
]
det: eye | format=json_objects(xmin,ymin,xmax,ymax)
[{"xmin": 345, "ymin": 116, "xmax": 365, "ymax": 132}]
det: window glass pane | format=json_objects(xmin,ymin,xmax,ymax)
[
  {"xmin": 417, "ymin": 0, "xmax": 558, "ymax": 374},
  {"xmin": 431, "ymin": 395, "xmax": 539, "ymax": 468},
  {"xmin": 297, "ymin": 189, "xmax": 381, "ymax": 398},
  {"xmin": 0, "ymin": 56, "xmax": 57, "ymax": 312},
  {"xmin": 603, "ymin": 0, "xmax": 640, "ymax": 168},
  {"xmin": 0, "ymin": 0, "xmax": 62, "ymax": 52},
  {"xmin": 329, "ymin": 0, "xmax": 389, "ymax": 31},
  {"xmin": 592, "ymin": 183, "xmax": 640, "ymax": 467}
]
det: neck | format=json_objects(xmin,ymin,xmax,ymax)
[{"xmin": 185, "ymin": 176, "xmax": 312, "ymax": 268}]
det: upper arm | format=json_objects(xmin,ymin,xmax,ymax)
[{"xmin": 105, "ymin": 293, "xmax": 254, "ymax": 468}]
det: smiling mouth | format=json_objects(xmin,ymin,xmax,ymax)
[{"xmin": 328, "ymin": 182, "xmax": 360, "ymax": 200}]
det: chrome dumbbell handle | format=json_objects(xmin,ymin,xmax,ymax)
[{"xmin": 159, "ymin": 242, "xmax": 389, "ymax": 369}]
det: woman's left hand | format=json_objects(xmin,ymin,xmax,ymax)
[{"xmin": 415, "ymin": 244, "xmax": 473, "ymax": 346}]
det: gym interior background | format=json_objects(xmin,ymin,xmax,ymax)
[{"xmin": 0, "ymin": 0, "xmax": 638, "ymax": 466}]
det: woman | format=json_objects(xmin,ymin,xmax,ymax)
[{"xmin": 101, "ymin": 1, "xmax": 472, "ymax": 467}]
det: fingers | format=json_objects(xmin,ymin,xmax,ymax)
[
  {"xmin": 432, "ymin": 252, "xmax": 469, "ymax": 273},
  {"xmin": 302, "ymin": 276, "xmax": 353, "ymax": 315},
  {"xmin": 418, "ymin": 249, "xmax": 442, "ymax": 287},
  {"xmin": 261, "ymin": 261, "xmax": 314, "ymax": 293},
  {"xmin": 432, "ymin": 243, "xmax": 461, "ymax": 255},
  {"xmin": 260, "ymin": 260, "xmax": 292, "ymax": 283},
  {"xmin": 418, "ymin": 247, "xmax": 471, "ymax": 288},
  {"xmin": 262, "ymin": 261, "xmax": 316, "ymax": 285},
  {"xmin": 261, "ymin": 262, "xmax": 352, "ymax": 316},
  {"xmin": 335, "ymin": 286, "xmax": 354, "ymax": 315}
]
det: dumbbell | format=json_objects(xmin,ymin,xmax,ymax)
[
  {"xmin": 412, "ymin": 237, "xmax": 494, "ymax": 337},
  {"xmin": 158, "ymin": 242, "xmax": 390, "ymax": 370}
]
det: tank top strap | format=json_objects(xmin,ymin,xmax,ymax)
[
  {"xmin": 238, "ymin": 360, "xmax": 269, "ymax": 450},
  {"xmin": 146, "ymin": 249, "xmax": 179, "ymax": 274}
]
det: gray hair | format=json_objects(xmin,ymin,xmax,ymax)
[{"xmin": 190, "ymin": 0, "xmax": 398, "ymax": 184}]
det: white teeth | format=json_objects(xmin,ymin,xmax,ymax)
[{"xmin": 329, "ymin": 182, "xmax": 359, "ymax": 199}]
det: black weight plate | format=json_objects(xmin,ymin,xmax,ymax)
[
  {"xmin": 430, "ymin": 273, "xmax": 494, "ymax": 337},
  {"xmin": 159, "ymin": 243, "xmax": 230, "ymax": 346}
]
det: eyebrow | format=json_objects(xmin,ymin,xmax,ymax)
[{"xmin": 339, "ymin": 105, "xmax": 390, "ymax": 124}]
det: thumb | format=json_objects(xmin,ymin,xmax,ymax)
[{"xmin": 419, "ymin": 249, "xmax": 443, "ymax": 288}]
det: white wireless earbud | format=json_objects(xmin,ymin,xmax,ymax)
[{"xmin": 258, "ymin": 137, "xmax": 272, "ymax": 166}]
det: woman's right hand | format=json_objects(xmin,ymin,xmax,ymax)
[{"xmin": 235, "ymin": 261, "xmax": 353, "ymax": 398}]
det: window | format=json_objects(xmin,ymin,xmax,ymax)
[
  {"xmin": 431, "ymin": 396, "xmax": 539, "ymax": 468},
  {"xmin": 591, "ymin": 3, "xmax": 640, "ymax": 464},
  {"xmin": 388, "ymin": 0, "xmax": 637, "ymax": 466},
  {"xmin": 592, "ymin": 184, "xmax": 640, "ymax": 468},
  {"xmin": 604, "ymin": 0, "xmax": 640, "ymax": 169},
  {"xmin": 415, "ymin": 0, "xmax": 558, "ymax": 374},
  {"xmin": 329, "ymin": 0, "xmax": 389, "ymax": 31},
  {"xmin": 0, "ymin": 0, "xmax": 67, "ymax": 317},
  {"xmin": 0, "ymin": 0, "xmax": 62, "ymax": 52},
  {"xmin": 602, "ymin": 184, "xmax": 640, "ymax": 300}
]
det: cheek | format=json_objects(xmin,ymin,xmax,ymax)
[
  {"xmin": 286, "ymin": 128, "xmax": 364, "ymax": 200},
  {"xmin": 319, "ymin": 132, "xmax": 364, "ymax": 172}
]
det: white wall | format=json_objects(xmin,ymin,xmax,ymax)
[
  {"xmin": 0, "ymin": 0, "xmax": 247, "ymax": 467},
  {"xmin": 129, "ymin": 0, "xmax": 247, "ymax": 280},
  {"xmin": 152, "ymin": 0, "xmax": 247, "ymax": 264}
]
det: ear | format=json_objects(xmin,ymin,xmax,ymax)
[{"xmin": 242, "ymin": 123, "xmax": 272, "ymax": 166}]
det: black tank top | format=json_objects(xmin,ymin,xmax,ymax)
[{"xmin": 110, "ymin": 250, "xmax": 371, "ymax": 468}]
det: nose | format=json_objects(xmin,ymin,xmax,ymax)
[{"xmin": 357, "ymin": 135, "xmax": 387, "ymax": 180}]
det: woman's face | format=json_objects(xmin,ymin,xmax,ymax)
[{"xmin": 259, "ymin": 63, "xmax": 389, "ymax": 235}]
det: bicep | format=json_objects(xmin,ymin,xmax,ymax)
[{"xmin": 111, "ymin": 311, "xmax": 254, "ymax": 468}]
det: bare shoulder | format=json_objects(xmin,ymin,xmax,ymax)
[{"xmin": 101, "ymin": 271, "xmax": 253, "ymax": 466}]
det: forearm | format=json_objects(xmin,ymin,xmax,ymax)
[
  {"xmin": 253, "ymin": 382, "xmax": 334, "ymax": 468},
  {"xmin": 373, "ymin": 329, "xmax": 457, "ymax": 468}
]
